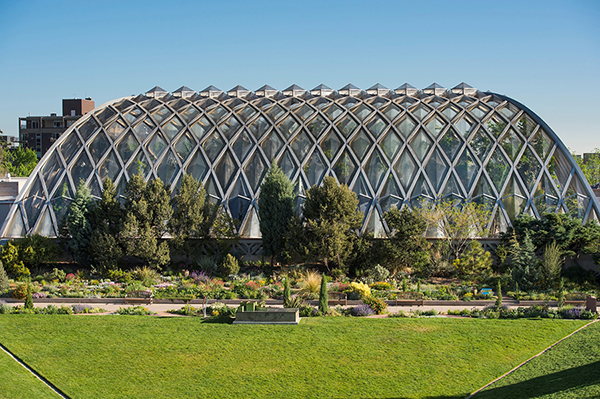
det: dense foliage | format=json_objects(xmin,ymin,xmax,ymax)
[{"xmin": 2, "ymin": 146, "xmax": 38, "ymax": 177}]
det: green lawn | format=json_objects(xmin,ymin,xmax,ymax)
[
  {"xmin": 0, "ymin": 346, "xmax": 59, "ymax": 399},
  {"xmin": 0, "ymin": 316, "xmax": 589, "ymax": 399},
  {"xmin": 474, "ymin": 320, "xmax": 600, "ymax": 398}
]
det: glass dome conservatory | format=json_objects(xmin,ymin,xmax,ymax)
[{"xmin": 2, "ymin": 82, "xmax": 599, "ymax": 239}]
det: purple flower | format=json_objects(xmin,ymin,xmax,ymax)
[
  {"xmin": 32, "ymin": 292, "xmax": 47, "ymax": 299},
  {"xmin": 352, "ymin": 305, "xmax": 375, "ymax": 317}
]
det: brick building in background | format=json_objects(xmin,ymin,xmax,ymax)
[{"xmin": 19, "ymin": 98, "xmax": 94, "ymax": 158}]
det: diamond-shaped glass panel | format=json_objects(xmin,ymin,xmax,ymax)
[
  {"xmin": 126, "ymin": 150, "xmax": 151, "ymax": 178},
  {"xmin": 380, "ymin": 130, "xmax": 401, "ymax": 161},
  {"xmin": 305, "ymin": 151, "xmax": 326, "ymax": 186},
  {"xmin": 500, "ymin": 128, "xmax": 524, "ymax": 161},
  {"xmin": 454, "ymin": 115, "xmax": 474, "ymax": 137},
  {"xmin": 249, "ymin": 115, "xmax": 270, "ymax": 140},
  {"xmin": 146, "ymin": 133, "xmax": 167, "ymax": 162},
  {"xmin": 442, "ymin": 174, "xmax": 464, "ymax": 200},
  {"xmin": 133, "ymin": 117, "xmax": 155, "ymax": 142},
  {"xmin": 502, "ymin": 175, "xmax": 527, "ymax": 221},
  {"xmin": 290, "ymin": 130, "xmax": 312, "ymax": 162},
  {"xmin": 228, "ymin": 178, "xmax": 251, "ymax": 223},
  {"xmin": 244, "ymin": 151, "xmax": 267, "ymax": 193},
  {"xmin": 439, "ymin": 128, "xmax": 461, "ymax": 161},
  {"xmin": 410, "ymin": 175, "xmax": 434, "ymax": 208},
  {"xmin": 469, "ymin": 103, "xmax": 491, "ymax": 120},
  {"xmin": 382, "ymin": 103, "xmax": 401, "ymax": 121},
  {"xmin": 533, "ymin": 175, "xmax": 559, "ymax": 214},
  {"xmin": 486, "ymin": 150, "xmax": 510, "ymax": 193},
  {"xmin": 294, "ymin": 103, "xmax": 314, "ymax": 121},
  {"xmin": 174, "ymin": 132, "xmax": 194, "ymax": 162},
  {"xmin": 471, "ymin": 128, "xmax": 493, "ymax": 161},
  {"xmin": 366, "ymin": 115, "xmax": 388, "ymax": 138},
  {"xmin": 157, "ymin": 150, "xmax": 180, "ymax": 184},
  {"xmin": 215, "ymin": 150, "xmax": 236, "ymax": 191},
  {"xmin": 307, "ymin": 114, "xmax": 328, "ymax": 138},
  {"xmin": 207, "ymin": 105, "xmax": 227, "ymax": 123},
  {"xmin": 334, "ymin": 150, "xmax": 357, "ymax": 185},
  {"xmin": 180, "ymin": 106, "xmax": 200, "ymax": 124},
  {"xmin": 202, "ymin": 132, "xmax": 225, "ymax": 163},
  {"xmin": 516, "ymin": 114, "xmax": 537, "ymax": 139},
  {"xmin": 260, "ymin": 131, "xmax": 283, "ymax": 161},
  {"xmin": 340, "ymin": 97, "xmax": 359, "ymax": 109},
  {"xmin": 278, "ymin": 150, "xmax": 297, "ymax": 180},
  {"xmin": 394, "ymin": 151, "xmax": 418, "ymax": 192},
  {"xmin": 410, "ymin": 103, "xmax": 430, "ymax": 121},
  {"xmin": 365, "ymin": 149, "xmax": 388, "ymax": 191},
  {"xmin": 320, "ymin": 130, "xmax": 342, "ymax": 162},
  {"xmin": 380, "ymin": 175, "xmax": 403, "ymax": 212},
  {"xmin": 23, "ymin": 196, "xmax": 44, "ymax": 230},
  {"xmin": 350, "ymin": 129, "xmax": 373, "ymax": 160},
  {"xmin": 71, "ymin": 151, "xmax": 93, "ymax": 184},
  {"xmin": 190, "ymin": 116, "xmax": 212, "ymax": 142},
  {"xmin": 219, "ymin": 115, "xmax": 242, "ymax": 140},
  {"xmin": 236, "ymin": 105, "xmax": 257, "ymax": 123},
  {"xmin": 78, "ymin": 118, "xmax": 99, "ymax": 141},
  {"xmin": 425, "ymin": 115, "xmax": 446, "ymax": 138},
  {"xmin": 265, "ymin": 104, "xmax": 285, "ymax": 122},
  {"xmin": 163, "ymin": 116, "xmax": 184, "ymax": 141},
  {"xmin": 472, "ymin": 174, "xmax": 495, "ymax": 208},
  {"xmin": 185, "ymin": 150, "xmax": 208, "ymax": 182},
  {"xmin": 517, "ymin": 147, "xmax": 542, "ymax": 193},
  {"xmin": 352, "ymin": 103, "xmax": 372, "ymax": 121},
  {"xmin": 441, "ymin": 104, "xmax": 460, "ymax": 121},
  {"xmin": 117, "ymin": 131, "xmax": 139, "ymax": 163},
  {"xmin": 499, "ymin": 103, "xmax": 519, "ymax": 120},
  {"xmin": 424, "ymin": 148, "xmax": 449, "ymax": 192},
  {"xmin": 99, "ymin": 150, "xmax": 120, "ymax": 182},
  {"xmin": 531, "ymin": 128, "xmax": 554, "ymax": 161},
  {"xmin": 41, "ymin": 153, "xmax": 62, "ymax": 194},
  {"xmin": 485, "ymin": 114, "xmax": 507, "ymax": 138},
  {"xmin": 95, "ymin": 107, "xmax": 117, "ymax": 124},
  {"xmin": 409, "ymin": 129, "xmax": 432, "ymax": 162},
  {"xmin": 395, "ymin": 115, "xmax": 416, "ymax": 139},
  {"xmin": 123, "ymin": 106, "xmax": 143, "ymax": 124},
  {"xmin": 233, "ymin": 130, "xmax": 253, "ymax": 162},
  {"xmin": 88, "ymin": 131, "xmax": 110, "ymax": 164},
  {"xmin": 335, "ymin": 114, "xmax": 358, "ymax": 138},
  {"xmin": 455, "ymin": 148, "xmax": 479, "ymax": 193},
  {"xmin": 152, "ymin": 105, "xmax": 172, "ymax": 125},
  {"xmin": 323, "ymin": 103, "xmax": 343, "ymax": 121},
  {"xmin": 105, "ymin": 118, "xmax": 126, "ymax": 140},
  {"xmin": 547, "ymin": 149, "xmax": 571, "ymax": 193}
]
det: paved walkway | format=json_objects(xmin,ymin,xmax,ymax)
[{"xmin": 2, "ymin": 297, "xmax": 563, "ymax": 315}]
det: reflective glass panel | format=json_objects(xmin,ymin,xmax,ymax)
[
  {"xmin": 78, "ymin": 118, "xmax": 99, "ymax": 141},
  {"xmin": 249, "ymin": 115, "xmax": 271, "ymax": 140},
  {"xmin": 380, "ymin": 130, "xmax": 401, "ymax": 161},
  {"xmin": 382, "ymin": 103, "xmax": 401, "ymax": 121},
  {"xmin": 394, "ymin": 150, "xmax": 418, "ymax": 192},
  {"xmin": 439, "ymin": 128, "xmax": 461, "ymax": 161},
  {"xmin": 277, "ymin": 150, "xmax": 297, "ymax": 180},
  {"xmin": 117, "ymin": 131, "xmax": 139, "ymax": 163},
  {"xmin": 294, "ymin": 103, "xmax": 314, "ymax": 121},
  {"xmin": 126, "ymin": 150, "xmax": 151, "ymax": 178},
  {"xmin": 202, "ymin": 132, "xmax": 225, "ymax": 162},
  {"xmin": 499, "ymin": 103, "xmax": 519, "ymax": 120},
  {"xmin": 71, "ymin": 151, "xmax": 93, "ymax": 184},
  {"xmin": 365, "ymin": 149, "xmax": 388, "ymax": 191},
  {"xmin": 471, "ymin": 128, "xmax": 493, "ymax": 160},
  {"xmin": 366, "ymin": 115, "xmax": 388, "ymax": 138},
  {"xmin": 123, "ymin": 106, "xmax": 143, "ymax": 124},
  {"xmin": 261, "ymin": 131, "xmax": 284, "ymax": 161},
  {"xmin": 232, "ymin": 130, "xmax": 253, "ymax": 162},
  {"xmin": 410, "ymin": 103, "xmax": 430, "ymax": 121},
  {"xmin": 244, "ymin": 151, "xmax": 267, "ymax": 193},
  {"xmin": 152, "ymin": 106, "xmax": 172, "ymax": 125},
  {"xmin": 500, "ymin": 128, "xmax": 524, "ymax": 161},
  {"xmin": 60, "ymin": 133, "xmax": 82, "ymax": 165},
  {"xmin": 323, "ymin": 103, "xmax": 343, "ymax": 121},
  {"xmin": 305, "ymin": 151, "xmax": 326, "ymax": 186},
  {"xmin": 290, "ymin": 130, "xmax": 312, "ymax": 162},
  {"xmin": 531, "ymin": 128, "xmax": 554, "ymax": 161},
  {"xmin": 516, "ymin": 114, "xmax": 537, "ymax": 139},
  {"xmin": 157, "ymin": 150, "xmax": 180, "ymax": 184},
  {"xmin": 185, "ymin": 150, "xmax": 208, "ymax": 182},
  {"xmin": 180, "ymin": 106, "xmax": 200, "ymax": 124},
  {"xmin": 455, "ymin": 148, "xmax": 479, "ymax": 193},
  {"xmin": 409, "ymin": 129, "xmax": 432, "ymax": 162},
  {"xmin": 307, "ymin": 114, "xmax": 328, "ymax": 138},
  {"xmin": 99, "ymin": 150, "xmax": 120, "ymax": 182},
  {"xmin": 219, "ymin": 115, "xmax": 242, "ymax": 140},
  {"xmin": 215, "ymin": 150, "xmax": 236, "ymax": 190},
  {"xmin": 335, "ymin": 114, "xmax": 358, "ymax": 138},
  {"xmin": 265, "ymin": 104, "xmax": 285, "ymax": 122},
  {"xmin": 41, "ymin": 153, "xmax": 63, "ymax": 194},
  {"xmin": 517, "ymin": 147, "xmax": 542, "ymax": 192},
  {"xmin": 88, "ymin": 131, "xmax": 110, "ymax": 164},
  {"xmin": 425, "ymin": 115, "xmax": 446, "ymax": 138},
  {"xmin": 174, "ymin": 132, "xmax": 194, "ymax": 162},
  {"xmin": 334, "ymin": 150, "xmax": 357, "ymax": 185},
  {"xmin": 486, "ymin": 150, "xmax": 510, "ymax": 192},
  {"xmin": 441, "ymin": 104, "xmax": 460, "ymax": 121},
  {"xmin": 190, "ymin": 116, "xmax": 212, "ymax": 142},
  {"xmin": 320, "ymin": 130, "xmax": 342, "ymax": 162},
  {"xmin": 350, "ymin": 129, "xmax": 373, "ymax": 160},
  {"xmin": 352, "ymin": 104, "xmax": 372, "ymax": 121},
  {"xmin": 146, "ymin": 133, "xmax": 167, "ymax": 162},
  {"xmin": 454, "ymin": 115, "xmax": 474, "ymax": 137},
  {"xmin": 95, "ymin": 107, "xmax": 116, "ymax": 124},
  {"xmin": 395, "ymin": 115, "xmax": 416, "ymax": 139},
  {"xmin": 207, "ymin": 105, "xmax": 227, "ymax": 123},
  {"xmin": 163, "ymin": 116, "xmax": 184, "ymax": 141},
  {"xmin": 133, "ymin": 117, "xmax": 155, "ymax": 142},
  {"xmin": 469, "ymin": 103, "xmax": 491, "ymax": 120},
  {"xmin": 236, "ymin": 105, "xmax": 257, "ymax": 123},
  {"xmin": 424, "ymin": 148, "xmax": 449, "ymax": 192}
]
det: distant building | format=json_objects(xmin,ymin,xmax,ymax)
[
  {"xmin": 0, "ymin": 135, "xmax": 18, "ymax": 148},
  {"xmin": 19, "ymin": 98, "xmax": 95, "ymax": 158}
]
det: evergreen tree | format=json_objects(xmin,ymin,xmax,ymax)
[
  {"xmin": 381, "ymin": 207, "xmax": 430, "ymax": 275},
  {"xmin": 258, "ymin": 164, "xmax": 295, "ymax": 266},
  {"xmin": 283, "ymin": 278, "xmax": 291, "ymax": 306},
  {"xmin": 169, "ymin": 174, "xmax": 216, "ymax": 263},
  {"xmin": 508, "ymin": 233, "xmax": 538, "ymax": 291},
  {"xmin": 453, "ymin": 240, "xmax": 492, "ymax": 277},
  {"xmin": 0, "ymin": 260, "xmax": 8, "ymax": 293},
  {"xmin": 299, "ymin": 176, "xmax": 362, "ymax": 270},
  {"xmin": 495, "ymin": 280, "xmax": 502, "ymax": 308},
  {"xmin": 66, "ymin": 181, "xmax": 94, "ymax": 267},
  {"xmin": 539, "ymin": 241, "xmax": 563, "ymax": 289},
  {"xmin": 318, "ymin": 275, "xmax": 328, "ymax": 314},
  {"xmin": 88, "ymin": 178, "xmax": 124, "ymax": 272},
  {"xmin": 24, "ymin": 283, "xmax": 33, "ymax": 310},
  {"xmin": 122, "ymin": 175, "xmax": 171, "ymax": 269}
]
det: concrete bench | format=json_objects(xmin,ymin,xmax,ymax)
[
  {"xmin": 124, "ymin": 290, "xmax": 153, "ymax": 305},
  {"xmin": 328, "ymin": 292, "xmax": 347, "ymax": 306}
]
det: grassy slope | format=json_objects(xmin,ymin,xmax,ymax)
[
  {"xmin": 0, "ymin": 347, "xmax": 59, "ymax": 399},
  {"xmin": 475, "ymin": 320, "xmax": 600, "ymax": 399},
  {"xmin": 0, "ymin": 316, "xmax": 588, "ymax": 399}
]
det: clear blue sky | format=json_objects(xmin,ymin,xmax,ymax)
[{"xmin": 1, "ymin": 0, "xmax": 598, "ymax": 153}]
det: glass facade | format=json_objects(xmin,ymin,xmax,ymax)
[{"xmin": 2, "ymin": 82, "xmax": 599, "ymax": 239}]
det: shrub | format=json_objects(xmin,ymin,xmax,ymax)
[
  {"xmin": 0, "ymin": 301, "xmax": 12, "ymax": 314},
  {"xmin": 196, "ymin": 257, "xmax": 218, "ymax": 274},
  {"xmin": 367, "ymin": 264, "xmax": 390, "ymax": 282},
  {"xmin": 132, "ymin": 266, "xmax": 160, "ymax": 285},
  {"xmin": 346, "ymin": 282, "xmax": 371, "ymax": 299},
  {"xmin": 117, "ymin": 306, "xmax": 154, "ymax": 316},
  {"xmin": 298, "ymin": 270, "xmax": 321, "ymax": 298},
  {"xmin": 0, "ymin": 261, "xmax": 8, "ymax": 293},
  {"xmin": 318, "ymin": 275, "xmax": 328, "ymax": 314},
  {"xmin": 370, "ymin": 282, "xmax": 392, "ymax": 291},
  {"xmin": 220, "ymin": 254, "xmax": 240, "ymax": 277},
  {"xmin": 361, "ymin": 295, "xmax": 387, "ymax": 315},
  {"xmin": 11, "ymin": 284, "xmax": 28, "ymax": 300},
  {"xmin": 351, "ymin": 305, "xmax": 374, "ymax": 317},
  {"xmin": 283, "ymin": 278, "xmax": 291, "ymax": 303},
  {"xmin": 284, "ymin": 295, "xmax": 305, "ymax": 308},
  {"xmin": 299, "ymin": 305, "xmax": 317, "ymax": 317},
  {"xmin": 24, "ymin": 284, "xmax": 33, "ymax": 309}
]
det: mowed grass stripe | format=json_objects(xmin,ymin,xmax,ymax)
[
  {"xmin": 0, "ymin": 316, "xmax": 588, "ymax": 399},
  {"xmin": 475, "ymin": 320, "xmax": 600, "ymax": 398}
]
